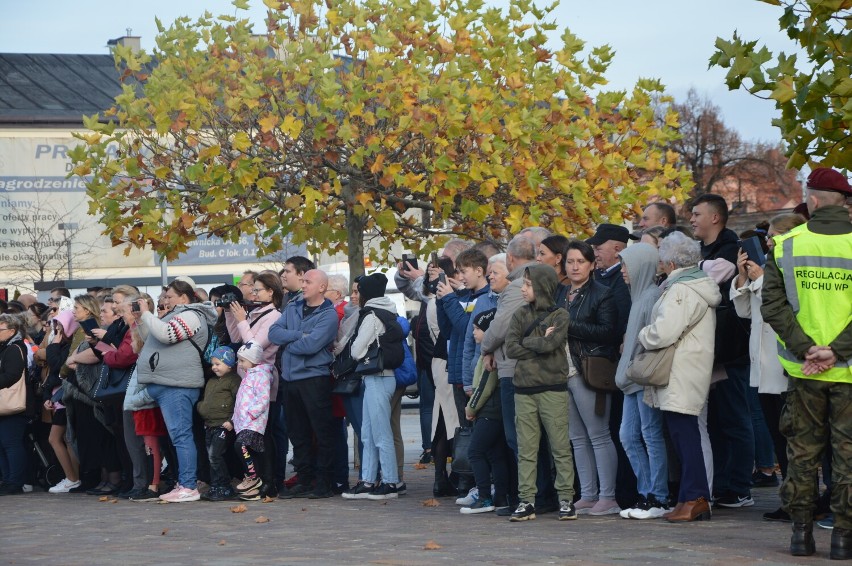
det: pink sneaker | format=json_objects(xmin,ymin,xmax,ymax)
[
  {"xmin": 574, "ymin": 498, "xmax": 597, "ymax": 514},
  {"xmin": 589, "ymin": 498, "xmax": 621, "ymax": 516},
  {"xmin": 159, "ymin": 485, "xmax": 201, "ymax": 503}
]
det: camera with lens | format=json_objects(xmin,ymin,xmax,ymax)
[{"xmin": 214, "ymin": 292, "xmax": 240, "ymax": 308}]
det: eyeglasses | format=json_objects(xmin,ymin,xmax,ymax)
[
  {"xmin": 239, "ymin": 282, "xmax": 252, "ymax": 288},
  {"xmin": 251, "ymin": 288, "xmax": 265, "ymax": 294},
  {"xmin": 47, "ymin": 297, "xmax": 59, "ymax": 303}
]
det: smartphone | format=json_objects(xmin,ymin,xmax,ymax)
[
  {"xmin": 739, "ymin": 236, "xmax": 766, "ymax": 267},
  {"xmin": 131, "ymin": 301, "xmax": 141, "ymax": 312},
  {"xmin": 431, "ymin": 252, "xmax": 439, "ymax": 269},
  {"xmin": 401, "ymin": 253, "xmax": 418, "ymax": 272},
  {"xmin": 438, "ymin": 273, "xmax": 447, "ymax": 285},
  {"xmin": 78, "ymin": 318, "xmax": 99, "ymax": 336}
]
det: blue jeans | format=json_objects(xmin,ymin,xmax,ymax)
[
  {"xmin": 418, "ymin": 368, "xmax": 435, "ymax": 452},
  {"xmin": 360, "ymin": 376, "xmax": 398, "ymax": 484},
  {"xmin": 0, "ymin": 413, "xmax": 27, "ymax": 488},
  {"xmin": 620, "ymin": 391, "xmax": 668, "ymax": 501},
  {"xmin": 749, "ymin": 386, "xmax": 775, "ymax": 469},
  {"xmin": 146, "ymin": 384, "xmax": 201, "ymax": 489},
  {"xmin": 342, "ymin": 379, "xmax": 365, "ymax": 463},
  {"xmin": 709, "ymin": 363, "xmax": 754, "ymax": 496}
]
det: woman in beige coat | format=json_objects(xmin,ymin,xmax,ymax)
[{"xmin": 638, "ymin": 232, "xmax": 721, "ymax": 523}]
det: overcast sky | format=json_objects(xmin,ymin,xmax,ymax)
[{"xmin": 0, "ymin": 0, "xmax": 796, "ymax": 143}]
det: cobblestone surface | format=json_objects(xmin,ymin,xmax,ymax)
[{"xmin": 0, "ymin": 410, "xmax": 831, "ymax": 565}]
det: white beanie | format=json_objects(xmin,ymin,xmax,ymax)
[{"xmin": 237, "ymin": 341, "xmax": 264, "ymax": 365}]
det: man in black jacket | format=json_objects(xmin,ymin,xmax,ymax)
[
  {"xmin": 586, "ymin": 223, "xmax": 636, "ymax": 508},
  {"xmin": 691, "ymin": 193, "xmax": 754, "ymax": 508}
]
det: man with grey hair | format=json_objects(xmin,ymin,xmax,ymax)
[
  {"xmin": 517, "ymin": 227, "xmax": 551, "ymax": 247},
  {"xmin": 325, "ymin": 273, "xmax": 349, "ymax": 320}
]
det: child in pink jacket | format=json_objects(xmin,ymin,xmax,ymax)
[{"xmin": 223, "ymin": 341, "xmax": 274, "ymax": 501}]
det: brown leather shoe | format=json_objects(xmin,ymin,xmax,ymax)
[
  {"xmin": 665, "ymin": 497, "xmax": 711, "ymax": 523},
  {"xmin": 662, "ymin": 501, "xmax": 685, "ymax": 519}
]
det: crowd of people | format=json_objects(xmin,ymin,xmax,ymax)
[{"xmin": 0, "ymin": 168, "xmax": 850, "ymax": 558}]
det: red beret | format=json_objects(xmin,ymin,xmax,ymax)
[{"xmin": 807, "ymin": 168, "xmax": 852, "ymax": 196}]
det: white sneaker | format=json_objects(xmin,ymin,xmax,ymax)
[
  {"xmin": 159, "ymin": 485, "xmax": 201, "ymax": 503},
  {"xmin": 455, "ymin": 487, "xmax": 479, "ymax": 506},
  {"xmin": 49, "ymin": 478, "xmax": 81, "ymax": 493}
]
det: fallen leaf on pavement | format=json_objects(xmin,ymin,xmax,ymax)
[
  {"xmin": 422, "ymin": 498, "xmax": 440, "ymax": 507},
  {"xmin": 230, "ymin": 504, "xmax": 247, "ymax": 513},
  {"xmin": 413, "ymin": 463, "xmax": 428, "ymax": 470},
  {"xmin": 98, "ymin": 496, "xmax": 109, "ymax": 502},
  {"xmin": 424, "ymin": 541, "xmax": 442, "ymax": 550},
  {"xmin": 255, "ymin": 516, "xmax": 270, "ymax": 523},
  {"xmin": 218, "ymin": 540, "xmax": 226, "ymax": 546},
  {"xmin": 262, "ymin": 496, "xmax": 275, "ymax": 503},
  {"xmin": 161, "ymin": 528, "xmax": 169, "ymax": 536},
  {"xmin": 109, "ymin": 498, "xmax": 118, "ymax": 504},
  {"xmin": 301, "ymin": 508, "xmax": 307, "ymax": 512}
]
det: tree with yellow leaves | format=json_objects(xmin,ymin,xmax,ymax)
[{"xmin": 71, "ymin": 0, "xmax": 691, "ymax": 279}]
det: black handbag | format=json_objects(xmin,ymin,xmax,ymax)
[
  {"xmin": 332, "ymin": 341, "xmax": 359, "ymax": 380},
  {"xmin": 93, "ymin": 364, "xmax": 134, "ymax": 402},
  {"xmin": 331, "ymin": 374, "xmax": 362, "ymax": 395},
  {"xmin": 451, "ymin": 426, "xmax": 473, "ymax": 475},
  {"xmin": 354, "ymin": 340, "xmax": 383, "ymax": 377}
]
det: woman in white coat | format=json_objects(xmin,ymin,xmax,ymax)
[{"xmin": 638, "ymin": 232, "xmax": 721, "ymax": 523}]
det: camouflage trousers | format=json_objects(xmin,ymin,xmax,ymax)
[{"xmin": 779, "ymin": 376, "xmax": 852, "ymax": 528}]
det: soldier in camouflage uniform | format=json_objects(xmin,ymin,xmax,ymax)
[{"xmin": 761, "ymin": 168, "xmax": 852, "ymax": 560}]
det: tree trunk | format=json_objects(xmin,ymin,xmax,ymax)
[{"xmin": 342, "ymin": 181, "xmax": 367, "ymax": 283}]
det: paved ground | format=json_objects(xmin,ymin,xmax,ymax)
[{"xmin": 0, "ymin": 410, "xmax": 835, "ymax": 565}]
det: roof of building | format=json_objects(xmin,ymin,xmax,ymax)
[{"xmin": 0, "ymin": 53, "xmax": 121, "ymax": 126}]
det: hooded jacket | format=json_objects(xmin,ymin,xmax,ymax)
[
  {"xmin": 481, "ymin": 260, "xmax": 537, "ymax": 378},
  {"xmin": 437, "ymin": 284, "xmax": 490, "ymax": 385},
  {"xmin": 639, "ymin": 267, "xmax": 722, "ymax": 416},
  {"xmin": 461, "ymin": 288, "xmax": 499, "ymax": 390},
  {"xmin": 197, "ymin": 369, "xmax": 241, "ymax": 428},
  {"xmin": 615, "ymin": 243, "xmax": 662, "ymax": 395},
  {"xmin": 505, "ymin": 264, "xmax": 570, "ymax": 392},
  {"xmin": 232, "ymin": 363, "xmax": 274, "ymax": 434},
  {"xmin": 136, "ymin": 302, "xmax": 218, "ymax": 389},
  {"xmin": 350, "ymin": 296, "xmax": 399, "ymax": 377},
  {"xmin": 268, "ymin": 297, "xmax": 338, "ymax": 382}
]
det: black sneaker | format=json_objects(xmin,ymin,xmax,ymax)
[
  {"xmin": 309, "ymin": 480, "xmax": 334, "ymax": 499},
  {"xmin": 367, "ymin": 482, "xmax": 398, "ymax": 500},
  {"xmin": 752, "ymin": 470, "xmax": 779, "ymax": 488},
  {"xmin": 342, "ymin": 481, "xmax": 374, "ymax": 500},
  {"xmin": 558, "ymin": 500, "xmax": 577, "ymax": 520},
  {"xmin": 396, "ymin": 482, "xmax": 407, "ymax": 496},
  {"xmin": 129, "ymin": 489, "xmax": 160, "ymax": 502},
  {"xmin": 202, "ymin": 487, "xmax": 225, "ymax": 501},
  {"xmin": 419, "ymin": 451, "xmax": 433, "ymax": 465},
  {"xmin": 280, "ymin": 484, "xmax": 314, "ymax": 499},
  {"xmin": 509, "ymin": 501, "xmax": 536, "ymax": 522},
  {"xmin": 763, "ymin": 507, "xmax": 792, "ymax": 522},
  {"xmin": 461, "ymin": 497, "xmax": 495, "ymax": 514},
  {"xmin": 716, "ymin": 493, "xmax": 754, "ymax": 508},
  {"xmin": 117, "ymin": 487, "xmax": 147, "ymax": 500}
]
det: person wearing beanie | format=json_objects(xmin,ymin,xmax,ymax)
[
  {"xmin": 459, "ymin": 308, "xmax": 509, "ymax": 515},
  {"xmin": 226, "ymin": 341, "xmax": 275, "ymax": 501},
  {"xmin": 197, "ymin": 345, "xmax": 241, "ymax": 501},
  {"xmin": 341, "ymin": 271, "xmax": 407, "ymax": 501}
]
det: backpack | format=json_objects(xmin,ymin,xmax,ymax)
[
  {"xmin": 394, "ymin": 316, "xmax": 417, "ymax": 388},
  {"xmin": 365, "ymin": 308, "xmax": 405, "ymax": 371}
]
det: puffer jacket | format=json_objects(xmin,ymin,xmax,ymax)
[
  {"xmin": 639, "ymin": 267, "xmax": 722, "ymax": 416},
  {"xmin": 136, "ymin": 302, "xmax": 218, "ymax": 389},
  {"xmin": 505, "ymin": 264, "xmax": 570, "ymax": 392}
]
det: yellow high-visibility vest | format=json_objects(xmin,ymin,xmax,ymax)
[{"xmin": 772, "ymin": 223, "xmax": 852, "ymax": 382}]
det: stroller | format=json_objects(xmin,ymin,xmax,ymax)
[{"xmin": 25, "ymin": 418, "xmax": 64, "ymax": 490}]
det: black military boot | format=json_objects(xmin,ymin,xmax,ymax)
[
  {"xmin": 791, "ymin": 522, "xmax": 816, "ymax": 556},
  {"xmin": 831, "ymin": 527, "xmax": 852, "ymax": 560}
]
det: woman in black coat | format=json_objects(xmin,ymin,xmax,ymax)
[
  {"xmin": 0, "ymin": 313, "xmax": 31, "ymax": 495},
  {"xmin": 559, "ymin": 240, "xmax": 622, "ymax": 516}
]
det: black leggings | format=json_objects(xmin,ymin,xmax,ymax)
[{"xmin": 758, "ymin": 392, "xmax": 788, "ymax": 478}]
